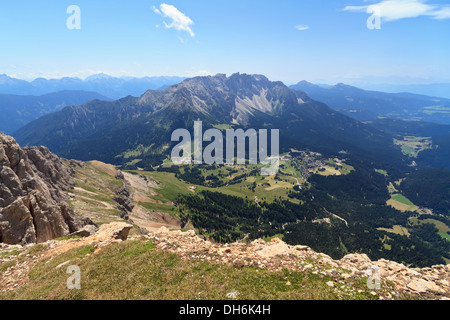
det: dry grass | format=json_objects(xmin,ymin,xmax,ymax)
[{"xmin": 0, "ymin": 240, "xmax": 378, "ymax": 300}]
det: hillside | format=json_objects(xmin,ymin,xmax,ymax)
[
  {"xmin": 362, "ymin": 82, "xmax": 450, "ymax": 100},
  {"xmin": 30, "ymin": 146, "xmax": 448, "ymax": 269},
  {"xmin": 290, "ymin": 81, "xmax": 450, "ymax": 124},
  {"xmin": 1, "ymin": 222, "xmax": 449, "ymax": 300},
  {"xmin": 0, "ymin": 90, "xmax": 111, "ymax": 134},
  {"xmin": 1, "ymin": 140, "xmax": 449, "ymax": 300},
  {"xmin": 13, "ymin": 73, "xmax": 406, "ymax": 175}
]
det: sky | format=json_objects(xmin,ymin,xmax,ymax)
[{"xmin": 0, "ymin": 0, "xmax": 449, "ymax": 86}]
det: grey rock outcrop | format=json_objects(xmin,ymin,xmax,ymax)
[{"xmin": 0, "ymin": 132, "xmax": 82, "ymax": 245}]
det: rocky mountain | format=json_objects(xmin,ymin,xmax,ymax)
[
  {"xmin": 136, "ymin": 73, "xmax": 309, "ymax": 125},
  {"xmin": 0, "ymin": 74, "xmax": 185, "ymax": 100},
  {"xmin": 0, "ymin": 90, "xmax": 111, "ymax": 134},
  {"xmin": 13, "ymin": 73, "xmax": 406, "ymax": 173},
  {"xmin": 0, "ymin": 132, "xmax": 83, "ymax": 245},
  {"xmin": 290, "ymin": 81, "xmax": 450, "ymax": 124}
]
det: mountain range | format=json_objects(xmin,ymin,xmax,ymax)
[
  {"xmin": 4, "ymin": 72, "xmax": 450, "ymax": 271},
  {"xmin": 0, "ymin": 90, "xmax": 111, "ymax": 134},
  {"xmin": 13, "ymin": 73, "xmax": 407, "ymax": 174},
  {"xmin": 0, "ymin": 74, "xmax": 185, "ymax": 100},
  {"xmin": 360, "ymin": 82, "xmax": 450, "ymax": 100},
  {"xmin": 290, "ymin": 81, "xmax": 450, "ymax": 125}
]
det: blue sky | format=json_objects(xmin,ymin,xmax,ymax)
[{"xmin": 0, "ymin": 0, "xmax": 449, "ymax": 85}]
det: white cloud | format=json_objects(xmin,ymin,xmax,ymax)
[
  {"xmin": 344, "ymin": 0, "xmax": 450, "ymax": 21},
  {"xmin": 154, "ymin": 3, "xmax": 195, "ymax": 37},
  {"xmin": 152, "ymin": 6, "xmax": 162, "ymax": 15},
  {"xmin": 295, "ymin": 25, "xmax": 310, "ymax": 31},
  {"xmin": 433, "ymin": 6, "xmax": 450, "ymax": 19}
]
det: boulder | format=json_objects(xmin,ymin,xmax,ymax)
[
  {"xmin": 256, "ymin": 241, "xmax": 291, "ymax": 258},
  {"xmin": 340, "ymin": 253, "xmax": 372, "ymax": 265},
  {"xmin": 94, "ymin": 222, "xmax": 133, "ymax": 241}
]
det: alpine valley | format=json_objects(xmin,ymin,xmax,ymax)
[{"xmin": 9, "ymin": 73, "xmax": 450, "ymax": 269}]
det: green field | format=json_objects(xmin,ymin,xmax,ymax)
[
  {"xmin": 375, "ymin": 169, "xmax": 388, "ymax": 177},
  {"xmin": 386, "ymin": 194, "xmax": 418, "ymax": 212},
  {"xmin": 391, "ymin": 194, "xmax": 415, "ymax": 206},
  {"xmin": 439, "ymin": 232, "xmax": 450, "ymax": 241},
  {"xmin": 394, "ymin": 136, "xmax": 432, "ymax": 158},
  {"xmin": 128, "ymin": 155, "xmax": 357, "ymax": 216},
  {"xmin": 378, "ymin": 225, "xmax": 410, "ymax": 237},
  {"xmin": 410, "ymin": 217, "xmax": 450, "ymax": 241},
  {"xmin": 138, "ymin": 168, "xmax": 299, "ymax": 206}
]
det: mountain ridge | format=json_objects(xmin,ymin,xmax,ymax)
[
  {"xmin": 0, "ymin": 74, "xmax": 185, "ymax": 100},
  {"xmin": 0, "ymin": 90, "xmax": 111, "ymax": 134},
  {"xmin": 290, "ymin": 80, "xmax": 450, "ymax": 124},
  {"xmin": 13, "ymin": 73, "xmax": 405, "ymax": 174}
]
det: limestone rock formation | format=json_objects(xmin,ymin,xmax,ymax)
[
  {"xmin": 0, "ymin": 132, "xmax": 82, "ymax": 244},
  {"xmin": 93, "ymin": 222, "xmax": 133, "ymax": 241}
]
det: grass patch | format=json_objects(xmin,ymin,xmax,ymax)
[
  {"xmin": 0, "ymin": 240, "xmax": 379, "ymax": 300},
  {"xmin": 391, "ymin": 194, "xmax": 415, "ymax": 206},
  {"xmin": 387, "ymin": 194, "xmax": 418, "ymax": 212},
  {"xmin": 138, "ymin": 202, "xmax": 179, "ymax": 216},
  {"xmin": 262, "ymin": 234, "xmax": 284, "ymax": 242},
  {"xmin": 54, "ymin": 235, "xmax": 83, "ymax": 241},
  {"xmin": 213, "ymin": 124, "xmax": 234, "ymax": 130},
  {"xmin": 142, "ymin": 169, "xmax": 297, "ymax": 205},
  {"xmin": 0, "ymin": 249, "xmax": 23, "ymax": 258},
  {"xmin": 378, "ymin": 225, "xmax": 410, "ymax": 237},
  {"xmin": 410, "ymin": 218, "xmax": 450, "ymax": 241},
  {"xmin": 394, "ymin": 136, "xmax": 432, "ymax": 158},
  {"xmin": 438, "ymin": 232, "xmax": 450, "ymax": 241},
  {"xmin": 375, "ymin": 169, "xmax": 388, "ymax": 177}
]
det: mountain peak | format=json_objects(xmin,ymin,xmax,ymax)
[
  {"xmin": 330, "ymin": 83, "xmax": 359, "ymax": 90},
  {"xmin": 333, "ymin": 82, "xmax": 349, "ymax": 87},
  {"xmin": 0, "ymin": 74, "xmax": 24, "ymax": 85},
  {"xmin": 136, "ymin": 73, "xmax": 301, "ymax": 125},
  {"xmin": 295, "ymin": 80, "xmax": 320, "ymax": 88},
  {"xmin": 85, "ymin": 73, "xmax": 115, "ymax": 81},
  {"xmin": 229, "ymin": 72, "xmax": 269, "ymax": 81}
]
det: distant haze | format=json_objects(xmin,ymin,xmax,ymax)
[{"xmin": 0, "ymin": 74, "xmax": 185, "ymax": 100}]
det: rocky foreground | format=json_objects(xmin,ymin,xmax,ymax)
[
  {"xmin": 1, "ymin": 222, "xmax": 449, "ymax": 300},
  {"xmin": 150, "ymin": 227, "xmax": 450, "ymax": 299}
]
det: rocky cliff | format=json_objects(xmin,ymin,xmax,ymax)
[{"xmin": 0, "ymin": 132, "xmax": 82, "ymax": 244}]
